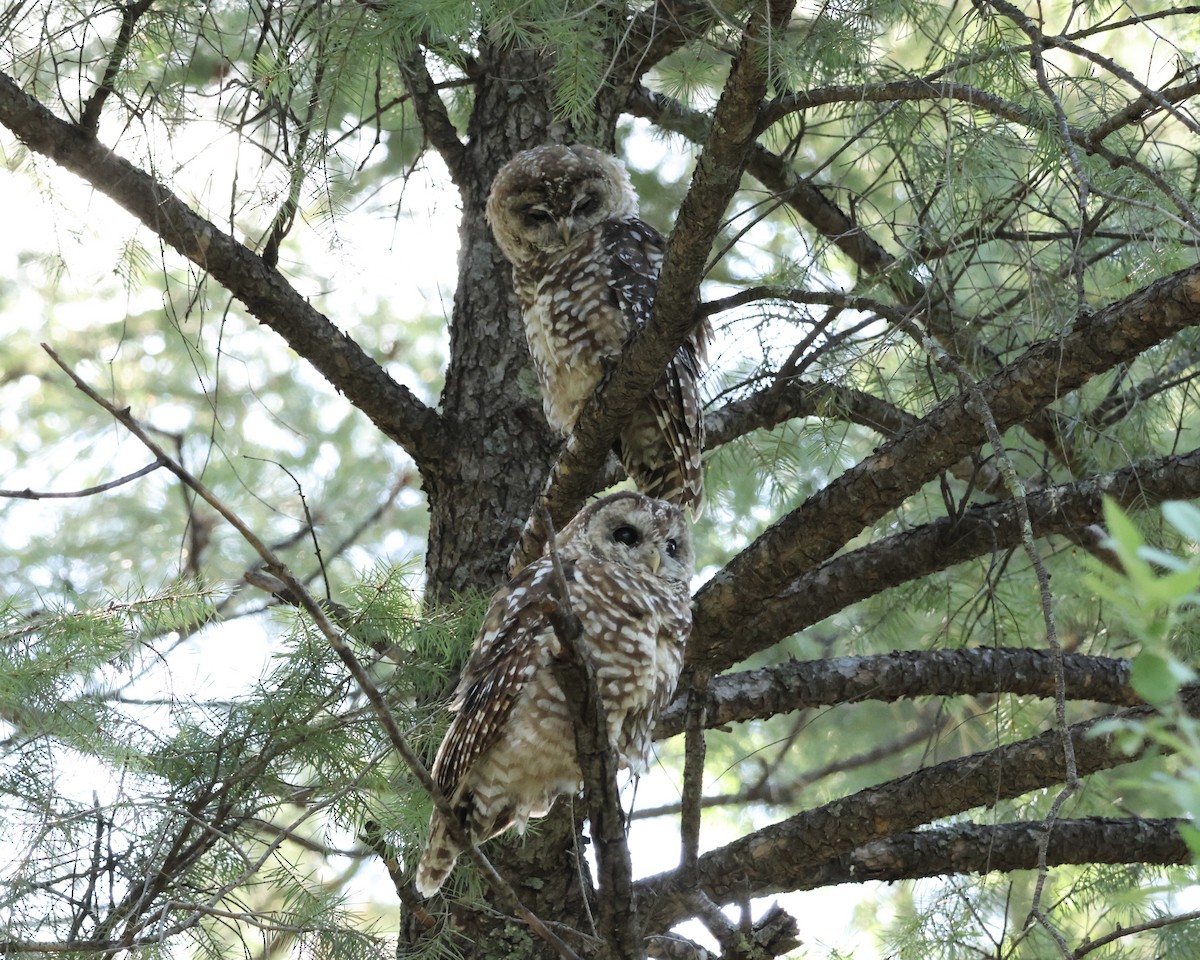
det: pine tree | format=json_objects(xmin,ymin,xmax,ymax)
[{"xmin": 2, "ymin": 2, "xmax": 1200, "ymax": 958}]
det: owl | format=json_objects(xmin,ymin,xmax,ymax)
[
  {"xmin": 486, "ymin": 144, "xmax": 708, "ymax": 518},
  {"xmin": 414, "ymin": 492, "xmax": 694, "ymax": 897}
]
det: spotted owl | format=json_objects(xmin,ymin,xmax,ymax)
[
  {"xmin": 486, "ymin": 144, "xmax": 709, "ymax": 518},
  {"xmin": 414, "ymin": 492, "xmax": 694, "ymax": 897}
]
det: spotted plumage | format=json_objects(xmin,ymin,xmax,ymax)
[
  {"xmin": 414, "ymin": 492, "xmax": 694, "ymax": 897},
  {"xmin": 486, "ymin": 144, "xmax": 708, "ymax": 518}
]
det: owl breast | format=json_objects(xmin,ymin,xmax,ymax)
[
  {"xmin": 449, "ymin": 558, "xmax": 685, "ymax": 835},
  {"xmin": 515, "ymin": 233, "xmax": 638, "ymax": 433},
  {"xmin": 413, "ymin": 492, "xmax": 694, "ymax": 897}
]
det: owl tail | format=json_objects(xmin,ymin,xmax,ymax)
[
  {"xmin": 619, "ymin": 349, "xmax": 705, "ymax": 519},
  {"xmin": 619, "ymin": 418, "xmax": 705, "ymax": 520},
  {"xmin": 414, "ymin": 812, "xmax": 461, "ymax": 897}
]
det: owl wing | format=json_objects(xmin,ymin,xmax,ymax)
[
  {"xmin": 603, "ymin": 217, "xmax": 709, "ymax": 516},
  {"xmin": 431, "ymin": 560, "xmax": 562, "ymax": 796},
  {"xmin": 432, "ymin": 563, "xmax": 590, "ymax": 799}
]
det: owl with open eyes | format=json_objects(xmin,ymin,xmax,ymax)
[
  {"xmin": 486, "ymin": 144, "xmax": 708, "ymax": 518},
  {"xmin": 413, "ymin": 492, "xmax": 693, "ymax": 897}
]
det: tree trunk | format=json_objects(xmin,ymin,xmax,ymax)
[{"xmin": 415, "ymin": 40, "xmax": 631, "ymax": 953}]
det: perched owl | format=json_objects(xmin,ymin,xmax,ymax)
[
  {"xmin": 414, "ymin": 492, "xmax": 694, "ymax": 897},
  {"xmin": 486, "ymin": 144, "xmax": 708, "ymax": 518}
]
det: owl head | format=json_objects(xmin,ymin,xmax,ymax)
[
  {"xmin": 486, "ymin": 144, "xmax": 639, "ymax": 264},
  {"xmin": 553, "ymin": 491, "xmax": 694, "ymax": 585}
]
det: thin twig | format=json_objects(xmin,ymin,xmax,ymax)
[
  {"xmin": 78, "ymin": 0, "xmax": 155, "ymax": 135},
  {"xmin": 679, "ymin": 668, "xmax": 709, "ymax": 875},
  {"xmin": 887, "ymin": 318, "xmax": 1079, "ymax": 953},
  {"xmin": 1074, "ymin": 908, "xmax": 1200, "ymax": 958},
  {"xmin": 0, "ymin": 459, "xmax": 165, "ymax": 499}
]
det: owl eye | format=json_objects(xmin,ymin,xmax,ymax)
[
  {"xmin": 526, "ymin": 209, "xmax": 554, "ymax": 224},
  {"xmin": 573, "ymin": 194, "xmax": 599, "ymax": 215},
  {"xmin": 612, "ymin": 525, "xmax": 641, "ymax": 547},
  {"xmin": 665, "ymin": 538, "xmax": 678, "ymax": 558}
]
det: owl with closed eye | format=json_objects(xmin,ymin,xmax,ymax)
[
  {"xmin": 486, "ymin": 144, "xmax": 708, "ymax": 518},
  {"xmin": 414, "ymin": 492, "xmax": 693, "ymax": 897}
]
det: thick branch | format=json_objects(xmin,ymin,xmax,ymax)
[
  {"xmin": 637, "ymin": 689, "xmax": 1200, "ymax": 931},
  {"xmin": 763, "ymin": 77, "xmax": 1053, "ymax": 127},
  {"xmin": 751, "ymin": 817, "xmax": 1188, "ymax": 894},
  {"xmin": 0, "ymin": 72, "xmax": 444, "ymax": 472},
  {"xmin": 689, "ymin": 265, "xmax": 1200, "ymax": 672},
  {"xmin": 656, "ymin": 648, "xmax": 1136, "ymax": 739},
  {"xmin": 691, "ymin": 444, "xmax": 1200, "ymax": 672},
  {"xmin": 760, "ymin": 76, "xmax": 1200, "ymax": 142},
  {"xmin": 704, "ymin": 376, "xmax": 915, "ymax": 448},
  {"xmin": 509, "ymin": 0, "xmax": 795, "ymax": 569},
  {"xmin": 396, "ymin": 48, "xmax": 467, "ymax": 186}
]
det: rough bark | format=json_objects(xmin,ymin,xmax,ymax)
[
  {"xmin": 421, "ymin": 42, "xmax": 563, "ymax": 603},
  {"xmin": 656, "ymin": 648, "xmax": 1138, "ymax": 739},
  {"xmin": 689, "ymin": 446, "xmax": 1200, "ymax": 674},
  {"xmin": 415, "ymin": 37, "xmax": 640, "ymax": 951},
  {"xmin": 747, "ymin": 817, "xmax": 1190, "ymax": 893},
  {"xmin": 5, "ymin": 6, "xmax": 1200, "ymax": 959}
]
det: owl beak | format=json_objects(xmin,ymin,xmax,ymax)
[
  {"xmin": 649, "ymin": 550, "xmax": 661, "ymax": 575},
  {"xmin": 558, "ymin": 220, "xmax": 572, "ymax": 246}
]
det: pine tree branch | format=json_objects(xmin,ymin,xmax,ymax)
[
  {"xmin": 1085, "ymin": 353, "xmax": 1200, "ymax": 431},
  {"xmin": 691, "ymin": 442, "xmax": 1200, "ymax": 673},
  {"xmin": 1075, "ymin": 904, "xmax": 1200, "ymax": 957},
  {"xmin": 760, "ymin": 76, "xmax": 1200, "ymax": 142},
  {"xmin": 641, "ymin": 709, "xmax": 948, "ymax": 819},
  {"xmin": 688, "ymin": 264, "xmax": 1200, "ymax": 673},
  {"xmin": 42, "ymin": 345, "xmax": 579, "ymax": 960},
  {"xmin": 703, "ymin": 376, "xmax": 915, "ymax": 448},
  {"xmin": 610, "ymin": 0, "xmax": 722, "ymax": 90},
  {"xmin": 655, "ymin": 648, "xmax": 1138, "ymax": 740},
  {"xmin": 509, "ymin": 0, "xmax": 795, "ymax": 571},
  {"xmin": 1086, "ymin": 76, "xmax": 1200, "ymax": 145},
  {"xmin": 630, "ymin": 84, "xmax": 1193, "ymax": 476},
  {"xmin": 396, "ymin": 47, "xmax": 467, "ymax": 187},
  {"xmin": 626, "ymin": 86, "xmax": 894, "ymax": 276},
  {"xmin": 678, "ymin": 668, "xmax": 710, "ymax": 876},
  {"xmin": 636, "ymin": 689, "xmax": 1200, "ymax": 932},
  {"xmin": 77, "ymin": 0, "xmax": 156, "ymax": 136},
  {"xmin": 697, "ymin": 817, "xmax": 1189, "ymax": 899},
  {"xmin": 0, "ymin": 71, "xmax": 445, "ymax": 473},
  {"xmin": 261, "ymin": 6, "xmax": 330, "ymax": 269},
  {"xmin": 0, "ymin": 459, "xmax": 165, "ymax": 499}
]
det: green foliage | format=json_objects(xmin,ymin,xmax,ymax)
[
  {"xmin": 0, "ymin": 565, "xmax": 476, "ymax": 955},
  {"xmin": 1089, "ymin": 500, "xmax": 1200, "ymax": 858}
]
